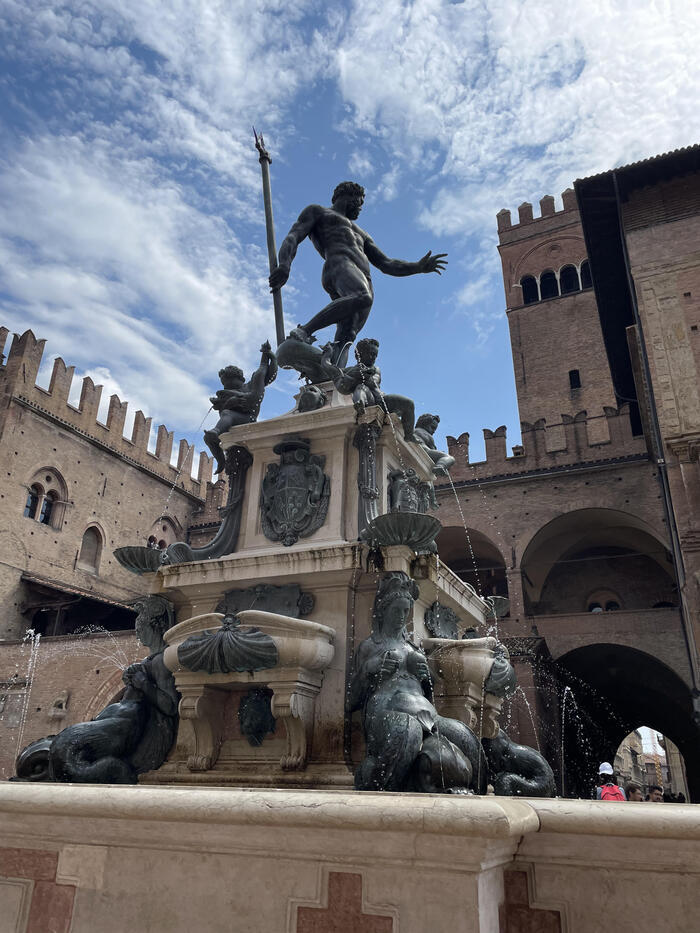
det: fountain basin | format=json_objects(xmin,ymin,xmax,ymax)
[
  {"xmin": 161, "ymin": 611, "xmax": 336, "ymax": 774},
  {"xmin": 422, "ymin": 635, "xmax": 503, "ymax": 738},
  {"xmin": 362, "ymin": 511, "xmax": 441, "ymax": 551},
  {"xmin": 163, "ymin": 611, "xmax": 335, "ymax": 673},
  {"xmin": 114, "ymin": 544, "xmax": 163, "ymax": 574},
  {"xmin": 422, "ymin": 635, "xmax": 498, "ymax": 685}
]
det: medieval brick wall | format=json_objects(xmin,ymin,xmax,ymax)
[
  {"xmin": 0, "ymin": 325, "xmax": 223, "ymax": 775},
  {"xmin": 436, "ymin": 187, "xmax": 700, "ymax": 795},
  {"xmin": 621, "ymin": 171, "xmax": 700, "ymax": 664}
]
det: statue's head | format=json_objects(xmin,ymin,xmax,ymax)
[
  {"xmin": 372, "ymin": 572, "xmax": 419, "ymax": 637},
  {"xmin": 355, "ymin": 338, "xmax": 379, "ymax": 366},
  {"xmin": 219, "ymin": 365, "xmax": 245, "ymax": 388},
  {"xmin": 297, "ymin": 384, "xmax": 327, "ymax": 413},
  {"xmin": 133, "ymin": 595, "xmax": 175, "ymax": 653},
  {"xmin": 332, "ymin": 181, "xmax": 365, "ymax": 219},
  {"xmin": 416, "ymin": 413, "xmax": 440, "ymax": 434}
]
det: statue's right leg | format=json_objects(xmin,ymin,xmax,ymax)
[
  {"xmin": 355, "ymin": 711, "xmax": 423, "ymax": 791},
  {"xmin": 203, "ymin": 430, "xmax": 226, "ymax": 475},
  {"xmin": 383, "ymin": 394, "xmax": 416, "ymax": 442}
]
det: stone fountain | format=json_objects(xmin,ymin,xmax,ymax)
[
  {"xmin": 5, "ymin": 173, "xmax": 698, "ymax": 933},
  {"xmin": 16, "ymin": 363, "xmax": 553, "ymax": 796}
]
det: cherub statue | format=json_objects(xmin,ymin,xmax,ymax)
[
  {"xmin": 321, "ymin": 337, "xmax": 416, "ymax": 441},
  {"xmin": 204, "ymin": 342, "xmax": 278, "ymax": 473},
  {"xmin": 414, "ymin": 413, "xmax": 455, "ymax": 475},
  {"xmin": 349, "ymin": 572, "xmax": 485, "ymax": 793}
]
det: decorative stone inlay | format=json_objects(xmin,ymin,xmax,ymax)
[
  {"xmin": 215, "ymin": 583, "xmax": 315, "ymax": 618},
  {"xmin": 500, "ymin": 869, "xmax": 562, "ymax": 933},
  {"xmin": 0, "ymin": 847, "xmax": 76, "ymax": 933},
  {"xmin": 294, "ymin": 871, "xmax": 394, "ymax": 933}
]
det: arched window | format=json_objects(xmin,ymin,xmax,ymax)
[
  {"xmin": 39, "ymin": 491, "xmax": 56, "ymax": 525},
  {"xmin": 22, "ymin": 469, "xmax": 67, "ymax": 529},
  {"xmin": 586, "ymin": 589, "xmax": 623, "ymax": 613},
  {"xmin": 560, "ymin": 264, "xmax": 580, "ymax": 294},
  {"xmin": 520, "ymin": 275, "xmax": 539, "ymax": 305},
  {"xmin": 78, "ymin": 527, "xmax": 103, "ymax": 573},
  {"xmin": 580, "ymin": 259, "xmax": 592, "ymax": 289},
  {"xmin": 539, "ymin": 270, "xmax": 559, "ymax": 300},
  {"xmin": 23, "ymin": 484, "xmax": 42, "ymax": 519}
]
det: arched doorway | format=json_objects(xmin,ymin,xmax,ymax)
[
  {"xmin": 556, "ymin": 644, "xmax": 700, "ymax": 801},
  {"xmin": 437, "ymin": 525, "xmax": 507, "ymax": 603},
  {"xmin": 520, "ymin": 508, "xmax": 676, "ymax": 615},
  {"xmin": 614, "ymin": 728, "xmax": 690, "ymax": 801}
]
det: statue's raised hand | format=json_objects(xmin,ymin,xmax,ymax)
[
  {"xmin": 269, "ymin": 263, "xmax": 290, "ymax": 291},
  {"xmin": 417, "ymin": 251, "xmax": 448, "ymax": 275},
  {"xmin": 409, "ymin": 652, "xmax": 431, "ymax": 683},
  {"xmin": 260, "ymin": 340, "xmax": 272, "ymax": 357}
]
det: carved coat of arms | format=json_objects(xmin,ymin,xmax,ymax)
[{"xmin": 260, "ymin": 436, "xmax": 330, "ymax": 546}]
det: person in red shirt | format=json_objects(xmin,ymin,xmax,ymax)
[{"xmin": 595, "ymin": 762, "xmax": 627, "ymax": 800}]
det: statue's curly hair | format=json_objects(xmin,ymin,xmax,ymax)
[
  {"xmin": 219, "ymin": 365, "xmax": 245, "ymax": 383},
  {"xmin": 416, "ymin": 413, "xmax": 440, "ymax": 430},
  {"xmin": 332, "ymin": 181, "xmax": 365, "ymax": 204},
  {"xmin": 371, "ymin": 572, "xmax": 419, "ymax": 635},
  {"xmin": 355, "ymin": 337, "xmax": 379, "ymax": 362}
]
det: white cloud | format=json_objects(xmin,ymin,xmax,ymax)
[
  {"xmin": 348, "ymin": 149, "xmax": 375, "ymax": 177},
  {"xmin": 0, "ymin": 134, "xmax": 271, "ymax": 435},
  {"xmin": 336, "ymin": 0, "xmax": 700, "ymax": 234}
]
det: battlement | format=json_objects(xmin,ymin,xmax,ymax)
[
  {"xmin": 0, "ymin": 327, "xmax": 213, "ymax": 497},
  {"xmin": 446, "ymin": 405, "xmax": 647, "ymax": 482},
  {"xmin": 497, "ymin": 188, "xmax": 579, "ymax": 237}
]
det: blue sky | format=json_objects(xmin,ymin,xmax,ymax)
[{"xmin": 1, "ymin": 0, "xmax": 699, "ymax": 463}]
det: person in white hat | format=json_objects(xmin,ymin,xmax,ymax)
[{"xmin": 595, "ymin": 762, "xmax": 627, "ymax": 800}]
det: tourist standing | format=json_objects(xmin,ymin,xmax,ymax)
[
  {"xmin": 625, "ymin": 782, "xmax": 644, "ymax": 801},
  {"xmin": 595, "ymin": 762, "xmax": 627, "ymax": 800},
  {"xmin": 646, "ymin": 784, "xmax": 664, "ymax": 802}
]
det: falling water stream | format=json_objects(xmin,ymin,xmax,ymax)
[{"xmin": 15, "ymin": 629, "xmax": 41, "ymax": 759}]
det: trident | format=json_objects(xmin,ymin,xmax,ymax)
[{"xmin": 253, "ymin": 128, "xmax": 285, "ymax": 347}]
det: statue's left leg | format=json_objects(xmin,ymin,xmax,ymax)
[
  {"xmin": 436, "ymin": 715, "xmax": 488, "ymax": 793},
  {"xmin": 382, "ymin": 393, "xmax": 416, "ymax": 442}
]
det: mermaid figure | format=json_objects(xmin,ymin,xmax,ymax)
[
  {"xmin": 15, "ymin": 596, "xmax": 180, "ymax": 784},
  {"xmin": 349, "ymin": 572, "xmax": 485, "ymax": 793}
]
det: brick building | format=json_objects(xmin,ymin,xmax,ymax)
[
  {"xmin": 0, "ymin": 326, "xmax": 223, "ymax": 778},
  {"xmin": 436, "ymin": 152, "xmax": 700, "ymax": 799}
]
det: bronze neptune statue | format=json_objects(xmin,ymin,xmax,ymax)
[{"xmin": 270, "ymin": 181, "xmax": 447, "ymax": 366}]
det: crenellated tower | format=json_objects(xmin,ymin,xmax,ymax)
[{"xmin": 497, "ymin": 189, "xmax": 620, "ymax": 430}]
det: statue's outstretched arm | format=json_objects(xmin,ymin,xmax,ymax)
[
  {"xmin": 364, "ymin": 237, "xmax": 448, "ymax": 278},
  {"xmin": 269, "ymin": 205, "xmax": 322, "ymax": 290}
]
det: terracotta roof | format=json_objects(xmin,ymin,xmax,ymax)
[{"xmin": 575, "ymin": 142, "xmax": 700, "ymax": 185}]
